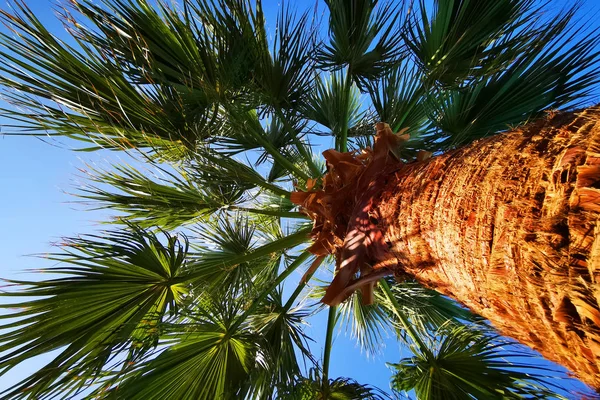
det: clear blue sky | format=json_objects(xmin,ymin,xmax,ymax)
[{"xmin": 0, "ymin": 0, "xmax": 598, "ymax": 398}]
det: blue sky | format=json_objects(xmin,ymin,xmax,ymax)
[{"xmin": 0, "ymin": 0, "xmax": 598, "ymax": 398}]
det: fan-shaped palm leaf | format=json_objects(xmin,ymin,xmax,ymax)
[
  {"xmin": 279, "ymin": 367, "xmax": 391, "ymax": 400},
  {"xmin": 302, "ymin": 71, "xmax": 364, "ymax": 150},
  {"xmin": 101, "ymin": 294, "xmax": 263, "ymax": 400},
  {"xmin": 0, "ymin": 227, "xmax": 191, "ymax": 399},
  {"xmin": 0, "ymin": 1, "xmax": 211, "ymax": 157},
  {"xmin": 318, "ymin": 0, "xmax": 404, "ymax": 86},
  {"xmin": 77, "ymin": 163, "xmax": 250, "ymax": 229},
  {"xmin": 406, "ymin": 0, "xmax": 542, "ymax": 85},
  {"xmin": 390, "ymin": 324, "xmax": 571, "ymax": 399},
  {"xmin": 246, "ymin": 288, "xmax": 315, "ymax": 398}
]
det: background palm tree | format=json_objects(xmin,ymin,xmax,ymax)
[{"xmin": 0, "ymin": 0, "xmax": 599, "ymax": 398}]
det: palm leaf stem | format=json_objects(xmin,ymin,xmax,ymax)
[
  {"xmin": 257, "ymin": 181, "xmax": 291, "ymax": 198},
  {"xmin": 259, "ymin": 183, "xmax": 291, "ymax": 198},
  {"xmin": 379, "ymin": 279, "xmax": 432, "ymax": 359},
  {"xmin": 257, "ymin": 135, "xmax": 311, "ymax": 180},
  {"xmin": 322, "ymin": 305, "xmax": 337, "ymax": 381},
  {"xmin": 338, "ymin": 69, "xmax": 352, "ymax": 152}
]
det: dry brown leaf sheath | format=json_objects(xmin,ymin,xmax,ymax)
[{"xmin": 292, "ymin": 123, "xmax": 408, "ymax": 305}]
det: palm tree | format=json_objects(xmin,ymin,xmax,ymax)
[{"xmin": 0, "ymin": 0, "xmax": 599, "ymax": 398}]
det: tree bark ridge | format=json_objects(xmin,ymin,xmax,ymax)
[{"xmin": 378, "ymin": 107, "xmax": 600, "ymax": 389}]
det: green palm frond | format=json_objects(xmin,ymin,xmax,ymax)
[
  {"xmin": 318, "ymin": 0, "xmax": 404, "ymax": 86},
  {"xmin": 0, "ymin": 226, "xmax": 191, "ymax": 399},
  {"xmin": 346, "ymin": 115, "xmax": 378, "ymax": 151},
  {"xmin": 267, "ymin": 144, "xmax": 317, "ymax": 184},
  {"xmin": 378, "ymin": 280, "xmax": 482, "ymax": 338},
  {"xmin": 423, "ymin": 3, "xmax": 600, "ymax": 148},
  {"xmin": 77, "ymin": 162, "xmax": 249, "ymax": 229},
  {"xmin": 73, "ymin": 0, "xmax": 223, "ymax": 94},
  {"xmin": 302, "ymin": 71, "xmax": 363, "ymax": 140},
  {"xmin": 187, "ymin": 147, "xmax": 291, "ymax": 197},
  {"xmin": 0, "ymin": 1, "xmax": 209, "ymax": 158},
  {"xmin": 99, "ymin": 250, "xmax": 314, "ymax": 400},
  {"xmin": 252, "ymin": 4, "xmax": 316, "ymax": 111},
  {"xmin": 192, "ymin": 214, "xmax": 279, "ymax": 294},
  {"xmin": 390, "ymin": 324, "xmax": 570, "ymax": 400},
  {"xmin": 101, "ymin": 294, "xmax": 264, "ymax": 400},
  {"xmin": 365, "ymin": 61, "xmax": 430, "ymax": 143},
  {"xmin": 79, "ymin": 0, "xmax": 268, "ymax": 100},
  {"xmin": 233, "ymin": 192, "xmax": 306, "ymax": 221},
  {"xmin": 257, "ymin": 114, "xmax": 317, "ymax": 180},
  {"xmin": 247, "ymin": 288, "xmax": 315, "ymax": 398},
  {"xmin": 218, "ymin": 107, "xmax": 313, "ymax": 180},
  {"xmin": 338, "ymin": 289, "xmax": 392, "ymax": 356},
  {"xmin": 278, "ymin": 367, "xmax": 391, "ymax": 400},
  {"xmin": 187, "ymin": 0, "xmax": 270, "ymax": 96},
  {"xmin": 406, "ymin": 0, "xmax": 542, "ymax": 86},
  {"xmin": 312, "ymin": 279, "xmax": 481, "ymax": 354},
  {"xmin": 179, "ymin": 223, "xmax": 310, "ymax": 293}
]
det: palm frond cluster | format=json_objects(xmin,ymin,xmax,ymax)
[{"xmin": 0, "ymin": 0, "xmax": 599, "ymax": 398}]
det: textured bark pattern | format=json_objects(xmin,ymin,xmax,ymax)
[{"xmin": 378, "ymin": 108, "xmax": 600, "ymax": 389}]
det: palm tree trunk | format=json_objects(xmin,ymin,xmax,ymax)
[{"xmin": 378, "ymin": 107, "xmax": 600, "ymax": 389}]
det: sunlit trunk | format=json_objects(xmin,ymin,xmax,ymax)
[{"xmin": 378, "ymin": 108, "xmax": 600, "ymax": 389}]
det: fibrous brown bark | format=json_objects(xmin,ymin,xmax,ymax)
[
  {"xmin": 292, "ymin": 107, "xmax": 600, "ymax": 390},
  {"xmin": 377, "ymin": 107, "xmax": 600, "ymax": 389}
]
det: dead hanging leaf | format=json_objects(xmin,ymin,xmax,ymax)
[
  {"xmin": 373, "ymin": 124, "xmax": 406, "ymax": 160},
  {"xmin": 291, "ymin": 122, "xmax": 415, "ymax": 305},
  {"xmin": 307, "ymin": 233, "xmax": 334, "ymax": 256},
  {"xmin": 359, "ymin": 281, "xmax": 376, "ymax": 305},
  {"xmin": 397, "ymin": 133, "xmax": 410, "ymax": 142},
  {"xmin": 290, "ymin": 191, "xmax": 311, "ymax": 205},
  {"xmin": 323, "ymin": 269, "xmax": 392, "ymax": 306},
  {"xmin": 306, "ymin": 178, "xmax": 318, "ymax": 191}
]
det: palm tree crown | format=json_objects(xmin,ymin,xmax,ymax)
[{"xmin": 0, "ymin": 0, "xmax": 599, "ymax": 398}]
